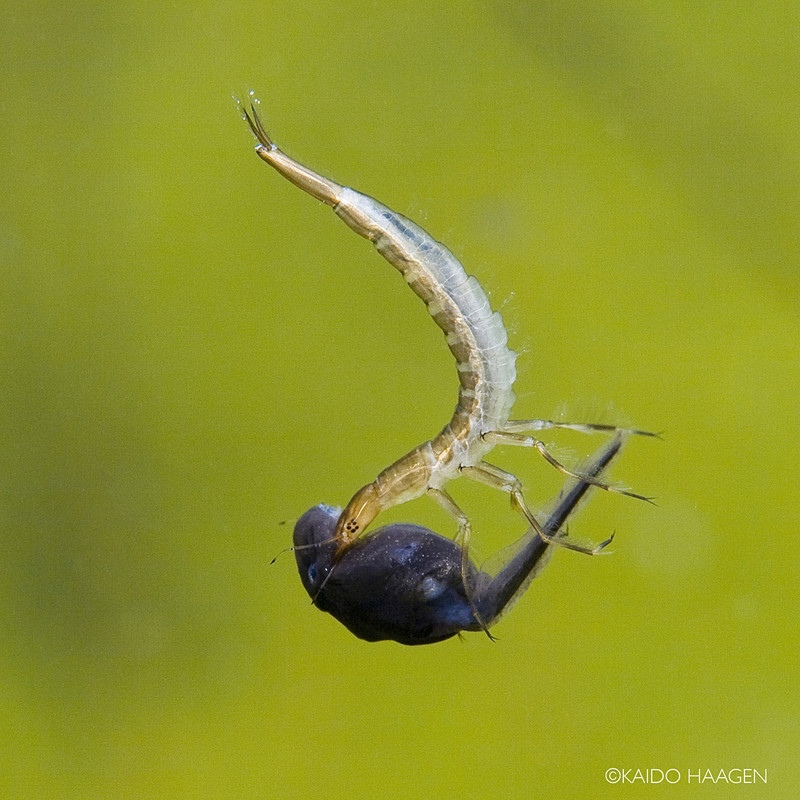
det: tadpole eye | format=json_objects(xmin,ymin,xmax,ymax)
[{"xmin": 307, "ymin": 562, "xmax": 317, "ymax": 585}]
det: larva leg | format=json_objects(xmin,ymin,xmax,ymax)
[
  {"xmin": 481, "ymin": 427, "xmax": 654, "ymax": 503},
  {"xmin": 426, "ymin": 486, "xmax": 494, "ymax": 635},
  {"xmin": 427, "ymin": 486, "xmax": 471, "ymax": 546},
  {"xmin": 502, "ymin": 419, "xmax": 660, "ymax": 438},
  {"xmin": 460, "ymin": 461, "xmax": 613, "ymax": 555}
]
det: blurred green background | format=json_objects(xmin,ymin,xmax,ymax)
[{"xmin": 2, "ymin": 1, "xmax": 798, "ymax": 797}]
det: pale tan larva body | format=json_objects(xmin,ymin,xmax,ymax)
[
  {"xmin": 330, "ymin": 186, "xmax": 521, "ymax": 539},
  {"xmin": 239, "ymin": 100, "xmax": 651, "ymax": 556}
]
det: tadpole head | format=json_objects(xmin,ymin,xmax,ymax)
[
  {"xmin": 293, "ymin": 506, "xmax": 485, "ymax": 645},
  {"xmin": 293, "ymin": 504, "xmax": 340, "ymax": 597}
]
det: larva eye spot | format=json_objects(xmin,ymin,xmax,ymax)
[{"xmin": 335, "ymin": 483, "xmax": 382, "ymax": 543}]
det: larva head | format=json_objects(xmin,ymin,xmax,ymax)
[{"xmin": 334, "ymin": 483, "xmax": 382, "ymax": 545}]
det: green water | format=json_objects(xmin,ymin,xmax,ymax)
[{"xmin": 2, "ymin": 2, "xmax": 798, "ymax": 797}]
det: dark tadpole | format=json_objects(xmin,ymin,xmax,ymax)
[{"xmin": 293, "ymin": 435, "xmax": 625, "ymax": 645}]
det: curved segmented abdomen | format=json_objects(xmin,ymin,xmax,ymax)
[{"xmin": 334, "ymin": 188, "xmax": 517, "ymax": 438}]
